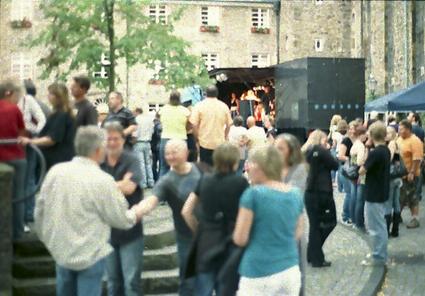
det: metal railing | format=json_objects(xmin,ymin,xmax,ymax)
[{"xmin": 0, "ymin": 139, "xmax": 46, "ymax": 204}]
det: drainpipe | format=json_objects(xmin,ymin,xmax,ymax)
[
  {"xmin": 404, "ymin": 0, "xmax": 409, "ymax": 87},
  {"xmin": 274, "ymin": 0, "xmax": 281, "ymax": 64}
]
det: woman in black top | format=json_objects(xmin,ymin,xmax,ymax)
[
  {"xmin": 302, "ymin": 130, "xmax": 339, "ymax": 268},
  {"xmin": 21, "ymin": 83, "xmax": 76, "ymax": 171},
  {"xmin": 338, "ymin": 121, "xmax": 359, "ymax": 224},
  {"xmin": 182, "ymin": 143, "xmax": 249, "ymax": 296}
]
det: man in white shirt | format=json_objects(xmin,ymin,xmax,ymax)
[
  {"xmin": 246, "ymin": 116, "xmax": 267, "ymax": 151},
  {"xmin": 134, "ymin": 107, "xmax": 155, "ymax": 188},
  {"xmin": 35, "ymin": 126, "xmax": 144, "ymax": 296},
  {"xmin": 18, "ymin": 83, "xmax": 46, "ymax": 230},
  {"xmin": 228, "ymin": 116, "xmax": 248, "ymax": 175}
]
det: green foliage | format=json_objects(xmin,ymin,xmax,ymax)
[{"xmin": 28, "ymin": 0, "xmax": 212, "ymax": 92}]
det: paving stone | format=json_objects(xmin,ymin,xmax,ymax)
[
  {"xmin": 379, "ymin": 202, "xmax": 425, "ymax": 296},
  {"xmin": 306, "ymin": 192, "xmax": 373, "ymax": 296}
]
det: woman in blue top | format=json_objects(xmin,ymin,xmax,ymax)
[{"xmin": 233, "ymin": 145, "xmax": 304, "ymax": 296}]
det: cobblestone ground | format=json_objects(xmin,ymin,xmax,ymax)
[
  {"xmin": 378, "ymin": 202, "xmax": 425, "ymax": 296},
  {"xmin": 306, "ymin": 192, "xmax": 373, "ymax": 296}
]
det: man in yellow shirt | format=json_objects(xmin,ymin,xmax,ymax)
[
  {"xmin": 190, "ymin": 85, "xmax": 232, "ymax": 166},
  {"xmin": 398, "ymin": 120, "xmax": 424, "ymax": 229}
]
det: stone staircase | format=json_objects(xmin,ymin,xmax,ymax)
[{"xmin": 12, "ymin": 205, "xmax": 179, "ymax": 296}]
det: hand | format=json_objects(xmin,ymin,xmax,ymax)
[
  {"xmin": 131, "ymin": 203, "xmax": 144, "ymax": 222},
  {"xmin": 407, "ymin": 172, "xmax": 415, "ymax": 182},
  {"xmin": 18, "ymin": 137, "xmax": 31, "ymax": 146}
]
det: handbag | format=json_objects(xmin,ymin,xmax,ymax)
[
  {"xmin": 390, "ymin": 153, "xmax": 408, "ymax": 179},
  {"xmin": 341, "ymin": 163, "xmax": 359, "ymax": 180}
]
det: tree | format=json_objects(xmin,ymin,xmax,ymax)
[{"xmin": 29, "ymin": 0, "xmax": 212, "ymax": 93}]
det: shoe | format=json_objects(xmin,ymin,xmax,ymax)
[
  {"xmin": 24, "ymin": 225, "xmax": 30, "ymax": 233},
  {"xmin": 341, "ymin": 219, "xmax": 353, "ymax": 226},
  {"xmin": 361, "ymin": 258, "xmax": 386, "ymax": 267},
  {"xmin": 406, "ymin": 218, "xmax": 420, "ymax": 229},
  {"xmin": 312, "ymin": 261, "xmax": 332, "ymax": 268}
]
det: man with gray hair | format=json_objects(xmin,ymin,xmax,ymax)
[
  {"xmin": 137, "ymin": 139, "xmax": 202, "ymax": 296},
  {"xmin": 34, "ymin": 126, "xmax": 144, "ymax": 296}
]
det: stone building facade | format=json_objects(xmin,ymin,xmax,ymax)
[{"xmin": 1, "ymin": 0, "xmax": 425, "ymax": 105}]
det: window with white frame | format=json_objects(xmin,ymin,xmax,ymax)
[
  {"xmin": 149, "ymin": 5, "xmax": 167, "ymax": 24},
  {"xmin": 201, "ymin": 6, "xmax": 219, "ymax": 26},
  {"xmin": 11, "ymin": 0, "xmax": 33, "ymax": 21},
  {"xmin": 11, "ymin": 53, "xmax": 33, "ymax": 80},
  {"xmin": 251, "ymin": 8, "xmax": 269, "ymax": 28},
  {"xmin": 314, "ymin": 39, "xmax": 324, "ymax": 52},
  {"xmin": 251, "ymin": 54, "xmax": 269, "ymax": 68},
  {"xmin": 202, "ymin": 53, "xmax": 219, "ymax": 71}
]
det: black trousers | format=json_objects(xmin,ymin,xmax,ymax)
[
  {"xmin": 187, "ymin": 133, "xmax": 198, "ymax": 162},
  {"xmin": 199, "ymin": 146, "xmax": 214, "ymax": 167},
  {"xmin": 305, "ymin": 191, "xmax": 336, "ymax": 265}
]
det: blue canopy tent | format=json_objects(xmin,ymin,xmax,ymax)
[{"xmin": 365, "ymin": 80, "xmax": 425, "ymax": 112}]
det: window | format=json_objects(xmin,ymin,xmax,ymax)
[
  {"xmin": 149, "ymin": 4, "xmax": 167, "ymax": 24},
  {"xmin": 251, "ymin": 54, "xmax": 269, "ymax": 68},
  {"xmin": 314, "ymin": 39, "xmax": 324, "ymax": 52},
  {"xmin": 202, "ymin": 53, "xmax": 219, "ymax": 71},
  {"xmin": 11, "ymin": 53, "xmax": 33, "ymax": 80},
  {"xmin": 201, "ymin": 6, "xmax": 219, "ymax": 26},
  {"xmin": 252, "ymin": 8, "xmax": 269, "ymax": 28},
  {"xmin": 11, "ymin": 0, "xmax": 33, "ymax": 20}
]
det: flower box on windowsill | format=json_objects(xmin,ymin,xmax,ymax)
[
  {"xmin": 251, "ymin": 27, "xmax": 270, "ymax": 34},
  {"xmin": 148, "ymin": 79, "xmax": 165, "ymax": 85},
  {"xmin": 200, "ymin": 25, "xmax": 220, "ymax": 33},
  {"xmin": 10, "ymin": 18, "xmax": 32, "ymax": 29}
]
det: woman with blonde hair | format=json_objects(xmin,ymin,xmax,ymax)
[
  {"xmin": 338, "ymin": 120, "xmax": 360, "ymax": 225},
  {"xmin": 20, "ymin": 83, "xmax": 76, "ymax": 171},
  {"xmin": 233, "ymin": 145, "xmax": 304, "ymax": 296},
  {"xmin": 303, "ymin": 130, "xmax": 339, "ymax": 267}
]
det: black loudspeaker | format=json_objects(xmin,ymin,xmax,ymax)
[
  {"xmin": 239, "ymin": 100, "xmax": 255, "ymax": 125},
  {"xmin": 275, "ymin": 57, "xmax": 365, "ymax": 131}
]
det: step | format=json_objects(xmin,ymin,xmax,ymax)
[
  {"xmin": 13, "ymin": 245, "xmax": 178, "ymax": 279},
  {"xmin": 13, "ymin": 269, "xmax": 179, "ymax": 296},
  {"xmin": 14, "ymin": 229, "xmax": 176, "ymax": 258}
]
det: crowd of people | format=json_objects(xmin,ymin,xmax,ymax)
[{"xmin": 0, "ymin": 75, "xmax": 424, "ymax": 296}]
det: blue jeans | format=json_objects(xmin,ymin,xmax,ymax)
[
  {"xmin": 196, "ymin": 272, "xmax": 220, "ymax": 296},
  {"xmin": 350, "ymin": 181, "xmax": 357, "ymax": 224},
  {"xmin": 341, "ymin": 174, "xmax": 352, "ymax": 222},
  {"xmin": 134, "ymin": 142, "xmax": 155, "ymax": 188},
  {"xmin": 159, "ymin": 138, "xmax": 170, "ymax": 177},
  {"xmin": 385, "ymin": 178, "xmax": 402, "ymax": 215},
  {"xmin": 176, "ymin": 234, "xmax": 195, "ymax": 296},
  {"xmin": 354, "ymin": 184, "xmax": 365, "ymax": 229},
  {"xmin": 56, "ymin": 259, "xmax": 105, "ymax": 296},
  {"xmin": 24, "ymin": 146, "xmax": 37, "ymax": 222},
  {"xmin": 336, "ymin": 165, "xmax": 344, "ymax": 193},
  {"xmin": 106, "ymin": 237, "xmax": 144, "ymax": 296},
  {"xmin": 365, "ymin": 202, "xmax": 388, "ymax": 263},
  {"xmin": 5, "ymin": 158, "xmax": 27, "ymax": 239}
]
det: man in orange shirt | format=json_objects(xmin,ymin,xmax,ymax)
[
  {"xmin": 190, "ymin": 85, "xmax": 232, "ymax": 166},
  {"xmin": 398, "ymin": 120, "xmax": 424, "ymax": 229}
]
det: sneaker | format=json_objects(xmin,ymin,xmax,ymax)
[
  {"xmin": 24, "ymin": 225, "xmax": 30, "ymax": 233},
  {"xmin": 341, "ymin": 219, "xmax": 353, "ymax": 226},
  {"xmin": 406, "ymin": 218, "xmax": 420, "ymax": 229}
]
